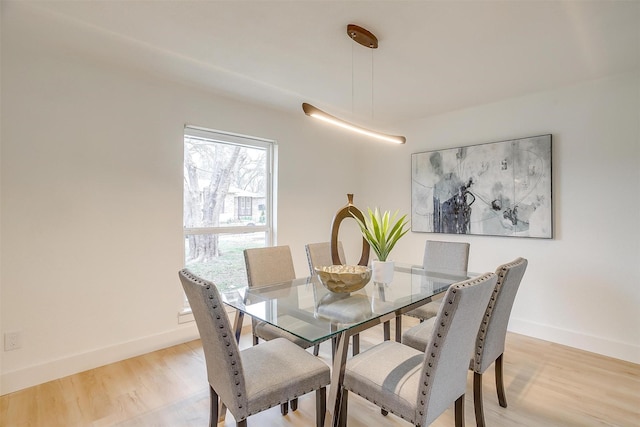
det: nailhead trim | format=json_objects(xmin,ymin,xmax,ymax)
[
  {"xmin": 472, "ymin": 258, "xmax": 526, "ymax": 373},
  {"xmin": 416, "ymin": 272, "xmax": 496, "ymax": 425},
  {"xmin": 180, "ymin": 269, "xmax": 249, "ymax": 418},
  {"xmin": 348, "ymin": 389, "xmax": 412, "ymax": 423},
  {"xmin": 182, "ymin": 268, "xmax": 330, "ymax": 422},
  {"xmin": 245, "ymin": 385, "xmax": 322, "ymax": 417}
]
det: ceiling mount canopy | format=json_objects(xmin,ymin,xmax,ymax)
[
  {"xmin": 347, "ymin": 24, "xmax": 378, "ymax": 49},
  {"xmin": 302, "ymin": 23, "xmax": 406, "ymax": 145}
]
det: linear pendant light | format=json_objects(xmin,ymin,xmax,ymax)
[
  {"xmin": 303, "ymin": 24, "xmax": 406, "ymax": 145},
  {"xmin": 302, "ymin": 103, "xmax": 406, "ymax": 144}
]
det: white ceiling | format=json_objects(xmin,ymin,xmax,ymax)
[{"xmin": 5, "ymin": 1, "xmax": 640, "ymax": 127}]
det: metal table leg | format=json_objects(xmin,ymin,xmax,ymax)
[{"xmin": 328, "ymin": 331, "xmax": 350, "ymax": 427}]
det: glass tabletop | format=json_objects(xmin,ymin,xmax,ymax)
[{"xmin": 220, "ymin": 263, "xmax": 475, "ymax": 344}]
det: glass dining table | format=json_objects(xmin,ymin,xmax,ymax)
[{"xmin": 220, "ymin": 263, "xmax": 474, "ymax": 427}]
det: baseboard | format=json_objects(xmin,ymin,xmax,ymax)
[
  {"xmin": 1, "ymin": 323, "xmax": 199, "ymax": 395},
  {"xmin": 4, "ymin": 316, "xmax": 636, "ymax": 395},
  {"xmin": 509, "ymin": 317, "xmax": 640, "ymax": 364}
]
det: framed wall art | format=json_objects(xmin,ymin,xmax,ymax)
[{"xmin": 411, "ymin": 134, "xmax": 552, "ymax": 238}]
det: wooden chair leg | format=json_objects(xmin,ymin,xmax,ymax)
[
  {"xmin": 338, "ymin": 389, "xmax": 349, "ymax": 427},
  {"xmin": 281, "ymin": 401, "xmax": 289, "ymax": 415},
  {"xmin": 316, "ymin": 387, "xmax": 326, "ymax": 427},
  {"xmin": 352, "ymin": 334, "xmax": 360, "ymax": 356},
  {"xmin": 291, "ymin": 398, "xmax": 298, "ymax": 411},
  {"xmin": 313, "ymin": 344, "xmax": 320, "ymax": 356},
  {"xmin": 474, "ymin": 372, "xmax": 485, "ymax": 427},
  {"xmin": 209, "ymin": 386, "xmax": 218, "ymax": 427},
  {"xmin": 455, "ymin": 394, "xmax": 465, "ymax": 427},
  {"xmin": 495, "ymin": 354, "xmax": 508, "ymax": 408},
  {"xmin": 236, "ymin": 420, "xmax": 247, "ymax": 427},
  {"xmin": 395, "ymin": 315, "xmax": 402, "ymax": 342},
  {"xmin": 253, "ymin": 335, "xmax": 259, "ymax": 346}
]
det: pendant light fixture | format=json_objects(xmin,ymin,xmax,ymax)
[{"xmin": 302, "ymin": 24, "xmax": 406, "ymax": 145}]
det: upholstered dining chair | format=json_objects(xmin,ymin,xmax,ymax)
[
  {"xmin": 305, "ymin": 241, "xmax": 360, "ymax": 356},
  {"xmin": 179, "ymin": 269, "xmax": 330, "ymax": 427},
  {"xmin": 305, "ymin": 241, "xmax": 346, "ymax": 274},
  {"xmin": 337, "ymin": 272, "xmax": 497, "ymax": 427},
  {"xmin": 244, "ymin": 245, "xmax": 326, "ymax": 413},
  {"xmin": 244, "ymin": 245, "xmax": 321, "ymax": 350},
  {"xmin": 405, "ymin": 240, "xmax": 470, "ymax": 321},
  {"xmin": 402, "ymin": 258, "xmax": 528, "ymax": 427}
]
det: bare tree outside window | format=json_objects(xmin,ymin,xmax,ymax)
[{"xmin": 183, "ymin": 128, "xmax": 274, "ymax": 291}]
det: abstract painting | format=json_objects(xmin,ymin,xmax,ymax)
[{"xmin": 411, "ymin": 135, "xmax": 552, "ymax": 238}]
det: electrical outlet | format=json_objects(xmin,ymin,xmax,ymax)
[{"xmin": 4, "ymin": 332, "xmax": 22, "ymax": 351}]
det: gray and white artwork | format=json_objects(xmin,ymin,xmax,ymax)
[{"xmin": 411, "ymin": 135, "xmax": 552, "ymax": 238}]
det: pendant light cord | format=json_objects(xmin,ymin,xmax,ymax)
[
  {"xmin": 301, "ymin": 24, "xmax": 406, "ymax": 144},
  {"xmin": 371, "ymin": 46, "xmax": 374, "ymax": 119},
  {"xmin": 351, "ymin": 42, "xmax": 355, "ymax": 114}
]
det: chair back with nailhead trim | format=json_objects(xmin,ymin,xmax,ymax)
[
  {"xmin": 472, "ymin": 258, "xmax": 528, "ymax": 374},
  {"xmin": 416, "ymin": 272, "xmax": 497, "ymax": 426},
  {"xmin": 179, "ymin": 269, "xmax": 249, "ymax": 418}
]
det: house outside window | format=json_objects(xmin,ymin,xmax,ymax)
[{"xmin": 183, "ymin": 126, "xmax": 275, "ymax": 293}]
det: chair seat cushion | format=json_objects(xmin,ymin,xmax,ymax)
[
  {"xmin": 241, "ymin": 338, "xmax": 330, "ymax": 415},
  {"xmin": 406, "ymin": 300, "xmax": 442, "ymax": 320},
  {"xmin": 343, "ymin": 341, "xmax": 424, "ymax": 423},
  {"xmin": 401, "ymin": 317, "xmax": 436, "ymax": 352},
  {"xmin": 253, "ymin": 319, "xmax": 315, "ymax": 349}
]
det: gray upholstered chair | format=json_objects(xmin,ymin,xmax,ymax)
[
  {"xmin": 338, "ymin": 272, "xmax": 497, "ymax": 427},
  {"xmin": 244, "ymin": 245, "xmax": 325, "ymax": 413},
  {"xmin": 179, "ymin": 269, "xmax": 331, "ymax": 427},
  {"xmin": 305, "ymin": 241, "xmax": 346, "ymax": 273},
  {"xmin": 406, "ymin": 240, "xmax": 470, "ymax": 321},
  {"xmin": 244, "ymin": 245, "xmax": 320, "ymax": 350},
  {"xmin": 402, "ymin": 258, "xmax": 528, "ymax": 427}
]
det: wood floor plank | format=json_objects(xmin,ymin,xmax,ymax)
[{"xmin": 1, "ymin": 320, "xmax": 638, "ymax": 426}]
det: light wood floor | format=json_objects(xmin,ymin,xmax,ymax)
[{"xmin": 2, "ymin": 319, "xmax": 639, "ymax": 427}]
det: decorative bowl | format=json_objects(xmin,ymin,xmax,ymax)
[{"xmin": 315, "ymin": 265, "xmax": 372, "ymax": 293}]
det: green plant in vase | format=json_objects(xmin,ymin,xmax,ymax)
[{"xmin": 351, "ymin": 207, "xmax": 410, "ymax": 282}]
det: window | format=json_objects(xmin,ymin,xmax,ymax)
[
  {"xmin": 237, "ymin": 196, "xmax": 252, "ymax": 218},
  {"xmin": 183, "ymin": 126, "xmax": 275, "ymax": 293}
]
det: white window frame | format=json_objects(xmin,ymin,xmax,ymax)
[{"xmin": 179, "ymin": 125, "xmax": 277, "ymax": 322}]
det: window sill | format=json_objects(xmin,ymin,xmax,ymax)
[{"xmin": 178, "ymin": 309, "xmax": 194, "ymax": 324}]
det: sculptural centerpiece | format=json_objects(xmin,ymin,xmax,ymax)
[
  {"xmin": 315, "ymin": 265, "xmax": 372, "ymax": 293},
  {"xmin": 313, "ymin": 194, "xmax": 373, "ymax": 293}
]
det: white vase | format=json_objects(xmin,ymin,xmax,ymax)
[{"xmin": 372, "ymin": 260, "xmax": 395, "ymax": 283}]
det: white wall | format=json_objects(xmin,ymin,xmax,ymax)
[
  {"xmin": 357, "ymin": 73, "xmax": 640, "ymax": 364},
  {"xmin": 0, "ymin": 25, "xmax": 366, "ymax": 394}
]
